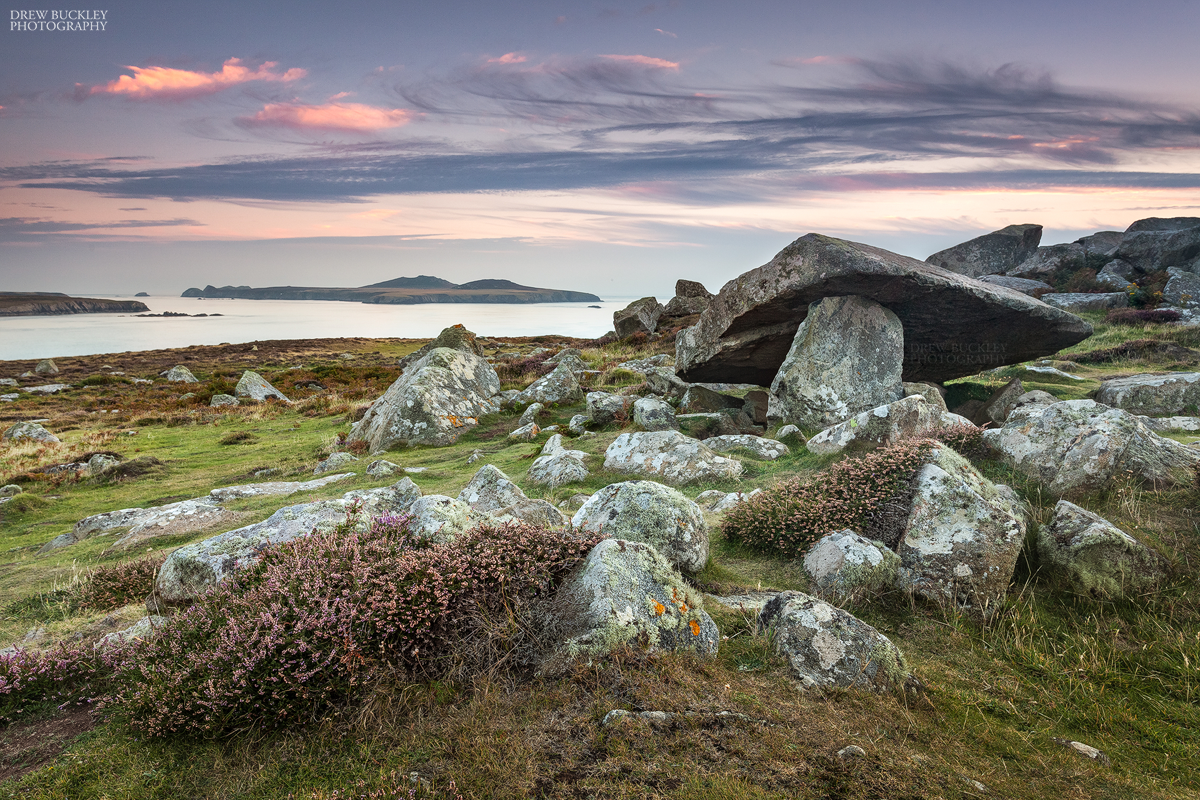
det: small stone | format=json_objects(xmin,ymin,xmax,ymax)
[
  {"xmin": 164, "ymin": 365, "xmax": 199, "ymax": 383},
  {"xmin": 34, "ymin": 359, "xmax": 59, "ymax": 375},
  {"xmin": 314, "ymin": 451, "xmax": 359, "ymax": 475},
  {"xmin": 519, "ymin": 402, "xmax": 544, "ymax": 426},
  {"xmin": 837, "ymin": 745, "xmax": 866, "ymax": 759},
  {"xmin": 366, "ymin": 459, "xmax": 402, "ymax": 477},
  {"xmin": 210, "ymin": 393, "xmax": 239, "ymax": 407},
  {"xmin": 508, "ymin": 421, "xmax": 541, "ymax": 441}
]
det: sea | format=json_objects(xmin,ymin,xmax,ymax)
[{"xmin": 0, "ymin": 295, "xmax": 639, "ymax": 361}]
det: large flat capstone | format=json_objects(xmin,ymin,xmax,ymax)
[{"xmin": 675, "ymin": 233, "xmax": 1093, "ymax": 385}]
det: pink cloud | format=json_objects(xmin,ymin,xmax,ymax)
[
  {"xmin": 775, "ymin": 55, "xmax": 860, "ymax": 67},
  {"xmin": 487, "ymin": 52, "xmax": 528, "ymax": 65},
  {"xmin": 599, "ymin": 54, "xmax": 679, "ymax": 69},
  {"xmin": 654, "ymin": 28, "xmax": 677, "ymax": 38},
  {"xmin": 84, "ymin": 58, "xmax": 306, "ymax": 100},
  {"xmin": 243, "ymin": 102, "xmax": 414, "ymax": 133}
]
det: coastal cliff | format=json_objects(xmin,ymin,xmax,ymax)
[
  {"xmin": 0, "ymin": 292, "xmax": 150, "ymax": 317},
  {"xmin": 181, "ymin": 276, "xmax": 601, "ymax": 304}
]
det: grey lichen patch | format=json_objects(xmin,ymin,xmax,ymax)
[{"xmin": 571, "ymin": 481, "xmax": 708, "ymax": 573}]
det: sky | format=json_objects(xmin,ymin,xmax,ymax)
[{"xmin": 3, "ymin": 0, "xmax": 1200, "ymax": 299}]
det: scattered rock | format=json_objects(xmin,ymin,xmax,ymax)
[
  {"xmin": 632, "ymin": 396, "xmax": 678, "ymax": 431},
  {"xmin": 209, "ymin": 473, "xmax": 355, "ymax": 501},
  {"xmin": 34, "ymin": 359, "xmax": 59, "ymax": 376},
  {"xmin": 1007, "ymin": 241, "xmax": 1085, "ymax": 277},
  {"xmin": 3, "ymin": 421, "xmax": 60, "ymax": 443},
  {"xmin": 519, "ymin": 402, "xmax": 544, "ymax": 426},
  {"xmin": 603, "ymin": 430, "xmax": 744, "ymax": 484},
  {"xmin": 508, "ymin": 421, "xmax": 541, "ymax": 441},
  {"xmin": 805, "ymin": 396, "xmax": 974, "ymax": 455},
  {"xmin": 902, "ymin": 381, "xmax": 948, "ymax": 411},
  {"xmin": 210, "ymin": 393, "xmax": 239, "ymax": 407},
  {"xmin": 514, "ymin": 361, "xmax": 585, "ymax": 407},
  {"xmin": 586, "ymin": 391, "xmax": 633, "ymax": 426},
  {"xmin": 235, "ymin": 370, "xmax": 290, "ymax": 402},
  {"xmin": 804, "ymin": 530, "xmax": 901, "ymax": 602},
  {"xmin": 758, "ymin": 591, "xmax": 908, "ymax": 690},
  {"xmin": 1137, "ymin": 415, "xmax": 1200, "ymax": 433},
  {"xmin": 926, "ymin": 223, "xmax": 1043, "ymax": 278},
  {"xmin": 95, "ymin": 615, "xmax": 168, "ymax": 653},
  {"xmin": 1114, "ymin": 219, "xmax": 1200, "ymax": 273},
  {"xmin": 1097, "ymin": 259, "xmax": 1135, "ymax": 288},
  {"xmin": 980, "ymin": 378, "xmax": 1025, "ymax": 425},
  {"xmin": 407, "ymin": 495, "xmax": 476, "ymax": 543},
  {"xmin": 51, "ymin": 498, "xmax": 236, "ymax": 554},
  {"xmin": 703, "ymin": 434, "xmax": 789, "ymax": 460},
  {"xmin": 837, "ymin": 745, "xmax": 867, "ymax": 759},
  {"xmin": 1038, "ymin": 500, "xmax": 1165, "ymax": 598},
  {"xmin": 86, "ymin": 453, "xmax": 120, "ymax": 476},
  {"xmin": 617, "ymin": 354, "xmax": 674, "ymax": 373},
  {"xmin": 164, "ymin": 365, "xmax": 199, "ymax": 383},
  {"xmin": 1163, "ymin": 267, "xmax": 1200, "ymax": 309},
  {"xmin": 568, "ymin": 414, "xmax": 591, "ymax": 435},
  {"xmin": 571, "ymin": 480, "xmax": 709, "ymax": 573},
  {"xmin": 768, "ymin": 295, "xmax": 905, "ymax": 429},
  {"xmin": 22, "ymin": 383, "xmax": 70, "ymax": 395},
  {"xmin": 643, "ymin": 366, "xmax": 689, "ymax": 398},
  {"xmin": 614, "ymin": 297, "xmax": 664, "ymax": 337},
  {"xmin": 314, "ymin": 452, "xmax": 359, "ymax": 475},
  {"xmin": 366, "ymin": 459, "xmax": 402, "ymax": 477},
  {"xmin": 1053, "ymin": 738, "xmax": 1111, "ymax": 766},
  {"xmin": 774, "ymin": 424, "xmax": 805, "ymax": 446},
  {"xmin": 457, "ymin": 463, "xmax": 528, "ymax": 512},
  {"xmin": 0, "ymin": 484, "xmax": 21, "ymax": 498},
  {"xmin": 528, "ymin": 435, "xmax": 590, "ymax": 488},
  {"xmin": 1041, "ymin": 292, "xmax": 1129, "ymax": 312},
  {"xmin": 1095, "ymin": 372, "xmax": 1200, "ymax": 416},
  {"xmin": 709, "ymin": 489, "xmax": 761, "ymax": 513},
  {"xmin": 488, "ymin": 498, "xmax": 569, "ymax": 528},
  {"xmin": 349, "ymin": 348, "xmax": 501, "ymax": 451}
]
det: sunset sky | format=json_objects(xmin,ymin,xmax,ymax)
[{"xmin": 3, "ymin": 0, "xmax": 1200, "ymax": 298}]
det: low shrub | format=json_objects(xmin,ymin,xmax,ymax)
[
  {"xmin": 76, "ymin": 554, "xmax": 165, "ymax": 612},
  {"xmin": 79, "ymin": 374, "xmax": 130, "ymax": 387},
  {"xmin": 104, "ymin": 513, "xmax": 601, "ymax": 738},
  {"xmin": 0, "ymin": 645, "xmax": 110, "ymax": 724},
  {"xmin": 1105, "ymin": 308, "xmax": 1183, "ymax": 325},
  {"xmin": 494, "ymin": 355, "xmax": 554, "ymax": 386},
  {"xmin": 928, "ymin": 422, "xmax": 988, "ymax": 458},
  {"xmin": 218, "ymin": 431, "xmax": 258, "ymax": 445},
  {"xmin": 722, "ymin": 438, "xmax": 936, "ymax": 557}
]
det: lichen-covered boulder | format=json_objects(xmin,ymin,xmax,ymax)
[
  {"xmin": 614, "ymin": 297, "xmax": 664, "ymax": 337},
  {"xmin": 164, "ymin": 365, "xmax": 199, "ymax": 383},
  {"xmin": 803, "ymin": 530, "xmax": 900, "ymax": 602},
  {"xmin": 95, "ymin": 615, "xmax": 168, "ymax": 653},
  {"xmin": 758, "ymin": 591, "xmax": 908, "ymax": 690},
  {"xmin": 86, "ymin": 453, "xmax": 120, "ymax": 476},
  {"xmin": 768, "ymin": 295, "xmax": 905, "ymax": 429},
  {"xmin": 1037, "ymin": 500, "xmax": 1165, "ymax": 598},
  {"xmin": 3, "ymin": 421, "xmax": 60, "ymax": 443},
  {"xmin": 1163, "ymin": 268, "xmax": 1200, "ymax": 309},
  {"xmin": 571, "ymin": 480, "xmax": 708, "ymax": 573},
  {"xmin": 586, "ymin": 391, "xmax": 633, "ymax": 426},
  {"xmin": 1042, "ymin": 292, "xmax": 1129, "ymax": 312},
  {"xmin": 568, "ymin": 414, "xmax": 591, "ymax": 435},
  {"xmin": 980, "ymin": 378, "xmax": 1025, "ymax": 425},
  {"xmin": 348, "ymin": 347, "xmax": 501, "ymax": 452},
  {"xmin": 805, "ymin": 396, "xmax": 974, "ymax": 455},
  {"xmin": 514, "ymin": 362, "xmax": 584, "ymax": 407},
  {"xmin": 1094, "ymin": 372, "xmax": 1200, "ymax": 416},
  {"xmin": 983, "ymin": 399, "xmax": 1200, "ymax": 494},
  {"xmin": 488, "ymin": 498, "xmax": 569, "ymax": 528},
  {"xmin": 545, "ymin": 539, "xmax": 718, "ymax": 664},
  {"xmin": 153, "ymin": 480, "xmax": 422, "ymax": 604},
  {"xmin": 902, "ymin": 382, "xmax": 948, "ymax": 411},
  {"xmin": 508, "ymin": 421, "xmax": 541, "ymax": 441},
  {"xmin": 210, "ymin": 393, "xmax": 239, "ymax": 407},
  {"xmin": 632, "ymin": 397, "xmax": 678, "ymax": 431},
  {"xmin": 709, "ymin": 489, "xmax": 761, "ymax": 513},
  {"xmin": 366, "ymin": 459, "xmax": 402, "ymax": 477},
  {"xmin": 643, "ymin": 367, "xmax": 689, "ymax": 398},
  {"xmin": 603, "ymin": 431, "xmax": 743, "ymax": 484},
  {"xmin": 1007, "ymin": 241, "xmax": 1084, "ymax": 277},
  {"xmin": 1114, "ymin": 219, "xmax": 1200, "ymax": 272},
  {"xmin": 235, "ymin": 370, "xmax": 290, "ymax": 402},
  {"xmin": 518, "ymin": 402, "xmax": 544, "ymax": 426},
  {"xmin": 457, "ymin": 463, "xmax": 527, "ymax": 512},
  {"xmin": 774, "ymin": 424, "xmax": 805, "ymax": 446},
  {"xmin": 208, "ymin": 473, "xmax": 355, "ymax": 501},
  {"xmin": 314, "ymin": 451, "xmax": 358, "ymax": 475},
  {"xmin": 977, "ymin": 275, "xmax": 1055, "ymax": 296},
  {"xmin": 703, "ymin": 434, "xmax": 789, "ymax": 460},
  {"xmin": 408, "ymin": 495, "xmax": 476, "ymax": 543},
  {"xmin": 528, "ymin": 435, "xmax": 590, "ymax": 488},
  {"xmin": 43, "ymin": 498, "xmax": 238, "ymax": 554},
  {"xmin": 927, "ymin": 224, "xmax": 1043, "ymax": 278},
  {"xmin": 397, "ymin": 324, "xmax": 486, "ymax": 373},
  {"xmin": 34, "ymin": 359, "xmax": 59, "ymax": 375},
  {"xmin": 895, "ymin": 447, "xmax": 1027, "ymax": 613}
]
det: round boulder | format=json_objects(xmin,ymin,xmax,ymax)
[{"xmin": 571, "ymin": 480, "xmax": 708, "ymax": 573}]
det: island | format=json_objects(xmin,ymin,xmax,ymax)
[
  {"xmin": 0, "ymin": 292, "xmax": 150, "ymax": 317},
  {"xmin": 181, "ymin": 275, "xmax": 601, "ymax": 304}
]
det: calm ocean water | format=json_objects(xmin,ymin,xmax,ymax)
[{"xmin": 0, "ymin": 296, "xmax": 638, "ymax": 361}]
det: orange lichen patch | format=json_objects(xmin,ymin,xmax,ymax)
[
  {"xmin": 689, "ymin": 619, "xmax": 701, "ymax": 636},
  {"xmin": 652, "ymin": 599, "xmax": 666, "ymax": 616}
]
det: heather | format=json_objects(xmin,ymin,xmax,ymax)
[
  {"xmin": 103, "ymin": 512, "xmax": 601, "ymax": 738},
  {"xmin": 0, "ymin": 644, "xmax": 110, "ymax": 724},
  {"xmin": 75, "ymin": 554, "xmax": 165, "ymax": 612},
  {"xmin": 721, "ymin": 438, "xmax": 935, "ymax": 557}
]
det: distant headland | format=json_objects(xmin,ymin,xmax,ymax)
[
  {"xmin": 181, "ymin": 276, "xmax": 602, "ymax": 304},
  {"xmin": 0, "ymin": 292, "xmax": 149, "ymax": 317}
]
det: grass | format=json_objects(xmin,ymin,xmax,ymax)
[{"xmin": 2, "ymin": 323, "xmax": 1200, "ymax": 798}]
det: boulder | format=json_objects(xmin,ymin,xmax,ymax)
[
  {"xmin": 397, "ymin": 324, "xmax": 486, "ymax": 373},
  {"xmin": 675, "ymin": 278, "xmax": 712, "ymax": 299},
  {"xmin": 0, "ymin": 485, "xmax": 21, "ymax": 498},
  {"xmin": 1138, "ymin": 415, "xmax": 1200, "ymax": 433},
  {"xmin": 95, "ymin": 615, "xmax": 168, "ymax": 653},
  {"xmin": 895, "ymin": 447, "xmax": 1028, "ymax": 612},
  {"xmin": 488, "ymin": 498, "xmax": 569, "ymax": 528},
  {"xmin": 1094, "ymin": 372, "xmax": 1200, "ymax": 416},
  {"xmin": 758, "ymin": 591, "xmax": 908, "ymax": 690},
  {"xmin": 545, "ymin": 539, "xmax": 718, "ymax": 663},
  {"xmin": 1041, "ymin": 292, "xmax": 1128, "ymax": 312},
  {"xmin": 805, "ymin": 396, "xmax": 974, "ymax": 455},
  {"xmin": 545, "ymin": 347, "xmax": 583, "ymax": 365},
  {"xmin": 209, "ymin": 473, "xmax": 355, "ymax": 501},
  {"xmin": 314, "ymin": 452, "xmax": 358, "ymax": 475},
  {"xmin": 22, "ymin": 383, "xmax": 71, "ymax": 395},
  {"xmin": 508, "ymin": 422, "xmax": 541, "ymax": 441},
  {"xmin": 35, "ymin": 359, "xmax": 59, "ymax": 375},
  {"xmin": 518, "ymin": 402, "xmax": 544, "ymax": 426},
  {"xmin": 586, "ymin": 391, "xmax": 633, "ymax": 426},
  {"xmin": 680, "ymin": 385, "xmax": 742, "ymax": 414},
  {"xmin": 614, "ymin": 297, "xmax": 664, "ymax": 337},
  {"xmin": 643, "ymin": 367, "xmax": 689, "ymax": 398},
  {"xmin": 1114, "ymin": 219, "xmax": 1200, "ymax": 272},
  {"xmin": 153, "ymin": 481, "xmax": 422, "ymax": 604},
  {"xmin": 1096, "ymin": 259, "xmax": 1135, "ymax": 289},
  {"xmin": 803, "ymin": 530, "xmax": 901, "ymax": 602},
  {"xmin": 407, "ymin": 495, "xmax": 476, "ymax": 543},
  {"xmin": 348, "ymin": 348, "xmax": 501, "ymax": 451},
  {"xmin": 1006, "ymin": 242, "xmax": 1084, "ymax": 277},
  {"xmin": 514, "ymin": 361, "xmax": 584, "ymax": 407},
  {"xmin": 50, "ymin": 498, "xmax": 238, "ymax": 554},
  {"xmin": 617, "ymin": 354, "xmax": 674, "ymax": 373},
  {"xmin": 366, "ymin": 459, "xmax": 402, "ymax": 477},
  {"xmin": 984, "ymin": 399, "xmax": 1200, "ymax": 494},
  {"xmin": 925, "ymin": 224, "xmax": 1043, "ymax": 278},
  {"xmin": 86, "ymin": 453, "xmax": 120, "ymax": 476},
  {"xmin": 677, "ymin": 233, "xmax": 1092, "ymax": 386},
  {"xmin": 703, "ymin": 434, "xmax": 789, "ymax": 460},
  {"xmin": 235, "ymin": 371, "xmax": 290, "ymax": 403},
  {"xmin": 902, "ymin": 382, "xmax": 948, "ymax": 411},
  {"xmin": 632, "ymin": 397, "xmax": 678, "ymax": 431},
  {"xmin": 976, "ymin": 275, "xmax": 1054, "ymax": 295},
  {"xmin": 1076, "ymin": 230, "xmax": 1124, "ymax": 257},
  {"xmin": 568, "ymin": 414, "xmax": 591, "ymax": 435},
  {"xmin": 457, "ymin": 463, "xmax": 527, "ymax": 512},
  {"xmin": 710, "ymin": 489, "xmax": 761, "ymax": 513},
  {"xmin": 571, "ymin": 480, "xmax": 708, "ymax": 573},
  {"xmin": 981, "ymin": 378, "xmax": 1026, "ymax": 425},
  {"xmin": 164, "ymin": 365, "xmax": 199, "ymax": 383},
  {"xmin": 1037, "ymin": 500, "xmax": 1165, "ymax": 598},
  {"xmin": 210, "ymin": 393, "xmax": 239, "ymax": 407},
  {"xmin": 3, "ymin": 421, "xmax": 60, "ymax": 443},
  {"xmin": 603, "ymin": 431, "xmax": 744, "ymax": 484},
  {"xmin": 528, "ymin": 435, "xmax": 590, "ymax": 488},
  {"xmin": 774, "ymin": 424, "xmax": 805, "ymax": 446},
  {"xmin": 768, "ymin": 295, "xmax": 905, "ymax": 429},
  {"xmin": 1163, "ymin": 268, "xmax": 1200, "ymax": 309},
  {"xmin": 663, "ymin": 282, "xmax": 712, "ymax": 317}
]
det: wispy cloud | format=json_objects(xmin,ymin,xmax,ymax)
[
  {"xmin": 487, "ymin": 52, "xmax": 528, "ymax": 65},
  {"xmin": 0, "ymin": 216, "xmax": 202, "ymax": 241},
  {"xmin": 239, "ymin": 102, "xmax": 414, "ymax": 133},
  {"xmin": 80, "ymin": 58, "xmax": 306, "ymax": 101},
  {"xmin": 654, "ymin": 28, "xmax": 677, "ymax": 38},
  {"xmin": 599, "ymin": 54, "xmax": 679, "ymax": 69}
]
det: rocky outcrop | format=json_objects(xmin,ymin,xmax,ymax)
[
  {"xmin": 896, "ymin": 447, "xmax": 1028, "ymax": 612},
  {"xmin": 1007, "ymin": 242, "xmax": 1084, "ymax": 278},
  {"xmin": 603, "ymin": 431, "xmax": 743, "ymax": 484},
  {"xmin": 1095, "ymin": 372, "xmax": 1200, "ymax": 416},
  {"xmin": 349, "ymin": 347, "xmax": 501, "ymax": 451},
  {"xmin": 976, "ymin": 275, "xmax": 1054, "ymax": 295},
  {"xmin": 235, "ymin": 371, "xmax": 289, "ymax": 402},
  {"xmin": 1037, "ymin": 501, "xmax": 1165, "ymax": 598},
  {"xmin": 983, "ymin": 399, "xmax": 1200, "ymax": 494},
  {"xmin": 676, "ymin": 233, "xmax": 1091, "ymax": 386},
  {"xmin": 805, "ymin": 396, "xmax": 974, "ymax": 455},
  {"xmin": 614, "ymin": 297, "xmax": 664, "ymax": 338},
  {"xmin": 545, "ymin": 539, "xmax": 718, "ymax": 664},
  {"xmin": 397, "ymin": 324, "xmax": 485, "ymax": 373},
  {"xmin": 3, "ymin": 421, "xmax": 60, "ymax": 443},
  {"xmin": 926, "ymin": 224, "xmax": 1043, "ymax": 278},
  {"xmin": 662, "ymin": 279, "xmax": 713, "ymax": 318},
  {"xmin": 803, "ymin": 531, "xmax": 900, "ymax": 603},
  {"xmin": 768, "ymin": 295, "xmax": 905, "ymax": 429},
  {"xmin": 47, "ymin": 498, "xmax": 240, "ymax": 554},
  {"xmin": 571, "ymin": 480, "xmax": 708, "ymax": 573},
  {"xmin": 1163, "ymin": 268, "xmax": 1200, "ymax": 309},
  {"xmin": 1114, "ymin": 219, "xmax": 1200, "ymax": 273},
  {"xmin": 0, "ymin": 294, "xmax": 149, "ymax": 317},
  {"xmin": 758, "ymin": 591, "xmax": 908, "ymax": 690}
]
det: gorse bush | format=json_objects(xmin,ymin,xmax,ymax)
[
  {"xmin": 722, "ymin": 438, "xmax": 936, "ymax": 557},
  {"xmin": 76, "ymin": 554, "xmax": 165, "ymax": 613},
  {"xmin": 104, "ymin": 513, "xmax": 601, "ymax": 738}
]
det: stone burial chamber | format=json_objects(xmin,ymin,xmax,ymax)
[{"xmin": 675, "ymin": 233, "xmax": 1094, "ymax": 391}]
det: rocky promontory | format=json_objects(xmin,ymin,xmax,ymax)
[
  {"xmin": 0, "ymin": 292, "xmax": 149, "ymax": 317},
  {"xmin": 181, "ymin": 275, "xmax": 601, "ymax": 304}
]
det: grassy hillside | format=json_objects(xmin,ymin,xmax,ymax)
[{"xmin": 1, "ymin": 318, "xmax": 1198, "ymax": 799}]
